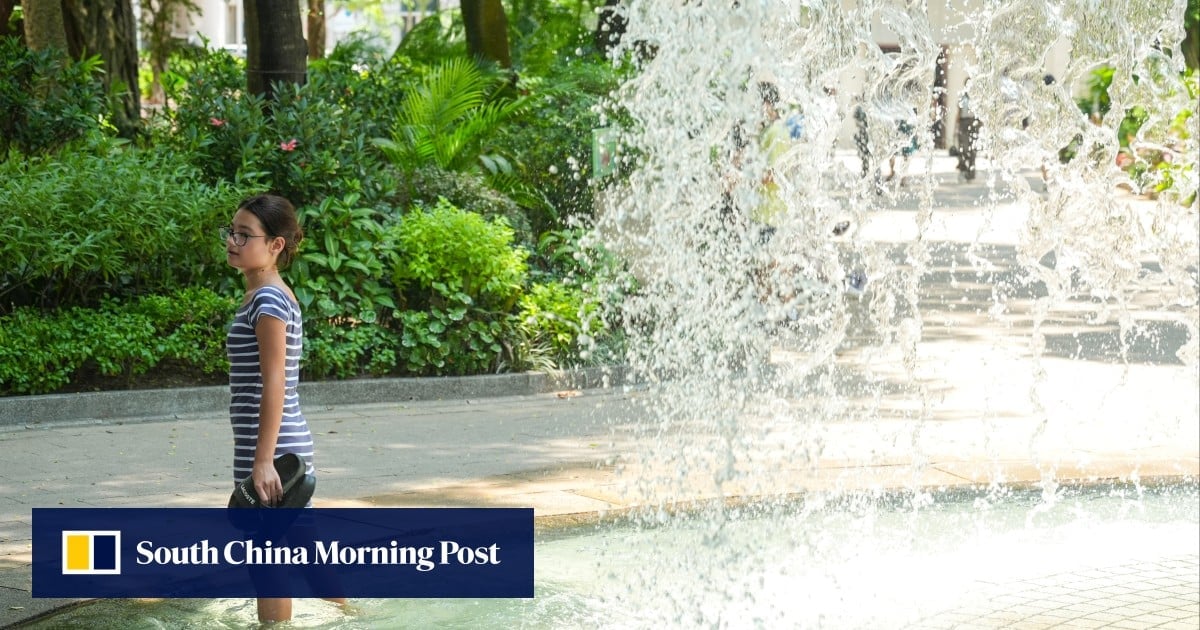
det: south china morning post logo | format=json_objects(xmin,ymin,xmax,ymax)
[
  {"xmin": 61, "ymin": 530, "xmax": 121, "ymax": 575},
  {"xmin": 134, "ymin": 537, "xmax": 500, "ymax": 572},
  {"xmin": 34, "ymin": 508, "xmax": 533, "ymax": 598}
]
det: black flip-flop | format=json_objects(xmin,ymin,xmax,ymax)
[{"xmin": 228, "ymin": 453, "xmax": 315, "ymax": 509}]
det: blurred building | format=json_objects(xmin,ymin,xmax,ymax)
[{"xmin": 176, "ymin": 1, "xmax": 457, "ymax": 57}]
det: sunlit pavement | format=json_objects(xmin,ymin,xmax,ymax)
[{"xmin": 1, "ymin": 151, "xmax": 1196, "ymax": 627}]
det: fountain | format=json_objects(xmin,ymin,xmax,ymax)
[
  {"xmin": 577, "ymin": 0, "xmax": 1199, "ymax": 625},
  {"xmin": 24, "ymin": 1, "xmax": 1198, "ymax": 627}
]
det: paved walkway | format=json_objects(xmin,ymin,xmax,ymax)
[{"xmin": 2, "ymin": 155, "xmax": 1197, "ymax": 627}]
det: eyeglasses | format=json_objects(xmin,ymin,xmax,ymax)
[{"xmin": 220, "ymin": 225, "xmax": 271, "ymax": 247}]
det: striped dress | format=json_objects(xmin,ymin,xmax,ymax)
[{"xmin": 226, "ymin": 285, "xmax": 315, "ymax": 486}]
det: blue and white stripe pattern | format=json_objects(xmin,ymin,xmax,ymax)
[{"xmin": 226, "ymin": 285, "xmax": 314, "ymax": 486}]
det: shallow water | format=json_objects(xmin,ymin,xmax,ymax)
[{"xmin": 28, "ymin": 484, "xmax": 1199, "ymax": 629}]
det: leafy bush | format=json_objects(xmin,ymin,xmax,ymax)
[
  {"xmin": 388, "ymin": 198, "xmax": 528, "ymax": 311},
  {"xmin": 153, "ymin": 44, "xmax": 394, "ymax": 208},
  {"xmin": 398, "ymin": 300, "xmax": 513, "ymax": 376},
  {"xmin": 0, "ymin": 135, "xmax": 252, "ymax": 311},
  {"xmin": 496, "ymin": 53, "xmax": 623, "ymax": 233},
  {"xmin": 304, "ymin": 319, "xmax": 402, "ymax": 380},
  {"xmin": 307, "ymin": 33, "xmax": 413, "ymax": 141},
  {"xmin": 290, "ymin": 193, "xmax": 397, "ymax": 324},
  {"xmin": 400, "ymin": 166, "xmax": 532, "ymax": 245},
  {"xmin": 515, "ymin": 281, "xmax": 597, "ymax": 366},
  {"xmin": 385, "ymin": 199, "xmax": 530, "ymax": 375},
  {"xmin": 0, "ymin": 36, "xmax": 108, "ymax": 158},
  {"xmin": 0, "ymin": 287, "xmax": 233, "ymax": 395}
]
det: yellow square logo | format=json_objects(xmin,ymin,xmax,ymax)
[{"xmin": 61, "ymin": 531, "xmax": 121, "ymax": 575}]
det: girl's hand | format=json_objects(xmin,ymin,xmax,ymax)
[{"xmin": 252, "ymin": 460, "xmax": 283, "ymax": 506}]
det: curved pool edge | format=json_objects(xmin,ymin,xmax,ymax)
[{"xmin": 531, "ymin": 472, "xmax": 1199, "ymax": 535}]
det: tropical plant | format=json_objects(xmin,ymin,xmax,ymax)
[
  {"xmin": 387, "ymin": 197, "xmax": 528, "ymax": 312},
  {"xmin": 373, "ymin": 56, "xmax": 529, "ymax": 175}
]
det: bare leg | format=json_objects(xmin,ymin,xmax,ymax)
[{"xmin": 258, "ymin": 598, "xmax": 292, "ymax": 623}]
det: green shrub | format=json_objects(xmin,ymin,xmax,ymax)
[
  {"xmin": 0, "ymin": 36, "xmax": 108, "ymax": 158},
  {"xmin": 384, "ymin": 199, "xmax": 530, "ymax": 375},
  {"xmin": 398, "ymin": 300, "xmax": 513, "ymax": 376},
  {"xmin": 0, "ymin": 287, "xmax": 233, "ymax": 396},
  {"xmin": 153, "ymin": 44, "xmax": 394, "ymax": 208},
  {"xmin": 401, "ymin": 166, "xmax": 532, "ymax": 245},
  {"xmin": 388, "ymin": 198, "xmax": 528, "ymax": 311},
  {"xmin": 290, "ymin": 193, "xmax": 397, "ymax": 324},
  {"xmin": 515, "ymin": 281, "xmax": 597, "ymax": 366},
  {"xmin": 495, "ymin": 54, "xmax": 622, "ymax": 232},
  {"xmin": 0, "ymin": 135, "xmax": 252, "ymax": 311},
  {"xmin": 304, "ymin": 319, "xmax": 401, "ymax": 380},
  {"xmin": 308, "ymin": 33, "xmax": 413, "ymax": 141}
]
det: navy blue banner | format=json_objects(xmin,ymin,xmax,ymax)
[{"xmin": 34, "ymin": 508, "xmax": 533, "ymax": 598}]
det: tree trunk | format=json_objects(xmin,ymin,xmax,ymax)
[
  {"xmin": 62, "ymin": 0, "xmax": 141, "ymax": 138},
  {"xmin": 1185, "ymin": 0, "xmax": 1199, "ymax": 71},
  {"xmin": 22, "ymin": 0, "xmax": 68, "ymax": 53},
  {"xmin": 245, "ymin": 0, "xmax": 308, "ymax": 103},
  {"xmin": 461, "ymin": 0, "xmax": 511, "ymax": 68},
  {"xmin": 307, "ymin": 0, "xmax": 325, "ymax": 60}
]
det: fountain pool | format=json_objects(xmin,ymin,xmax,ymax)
[{"xmin": 22, "ymin": 483, "xmax": 1198, "ymax": 628}]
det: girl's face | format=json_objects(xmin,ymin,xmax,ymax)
[{"xmin": 224, "ymin": 209, "xmax": 282, "ymax": 272}]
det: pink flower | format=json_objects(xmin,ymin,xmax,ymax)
[
  {"xmin": 1115, "ymin": 152, "xmax": 1134, "ymax": 168},
  {"xmin": 280, "ymin": 138, "xmax": 298, "ymax": 152},
  {"xmin": 209, "ymin": 117, "xmax": 226, "ymax": 127}
]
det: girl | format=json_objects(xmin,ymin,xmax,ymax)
[{"xmin": 222, "ymin": 193, "xmax": 343, "ymax": 621}]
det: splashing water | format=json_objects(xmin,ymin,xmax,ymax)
[{"xmin": 584, "ymin": 0, "xmax": 1199, "ymax": 625}]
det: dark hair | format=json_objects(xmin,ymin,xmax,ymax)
[{"xmin": 238, "ymin": 194, "xmax": 303, "ymax": 268}]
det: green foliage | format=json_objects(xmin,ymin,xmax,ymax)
[
  {"xmin": 304, "ymin": 319, "xmax": 402, "ymax": 380},
  {"xmin": 515, "ymin": 281, "xmax": 597, "ymax": 365},
  {"xmin": 388, "ymin": 198, "xmax": 528, "ymax": 311},
  {"xmin": 1117, "ymin": 105, "xmax": 1148, "ymax": 149},
  {"xmin": 1114, "ymin": 70, "xmax": 1197, "ymax": 205},
  {"xmin": 0, "ymin": 287, "xmax": 232, "ymax": 395},
  {"xmin": 398, "ymin": 298, "xmax": 513, "ymax": 376},
  {"xmin": 1077, "ymin": 65, "xmax": 1114, "ymax": 120},
  {"xmin": 0, "ymin": 135, "xmax": 252, "ymax": 311},
  {"xmin": 385, "ymin": 199, "xmax": 530, "ymax": 375},
  {"xmin": 401, "ymin": 166, "xmax": 532, "ymax": 245},
  {"xmin": 0, "ymin": 27, "xmax": 631, "ymax": 393},
  {"xmin": 497, "ymin": 55, "xmax": 622, "ymax": 233},
  {"xmin": 393, "ymin": 9, "xmax": 466, "ymax": 66},
  {"xmin": 153, "ymin": 43, "xmax": 395, "ymax": 208},
  {"xmin": 0, "ymin": 37, "xmax": 108, "ymax": 158},
  {"xmin": 373, "ymin": 57, "xmax": 529, "ymax": 174},
  {"xmin": 290, "ymin": 193, "xmax": 396, "ymax": 324},
  {"xmin": 308, "ymin": 33, "xmax": 415, "ymax": 141},
  {"xmin": 508, "ymin": 0, "xmax": 598, "ymax": 75}
]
